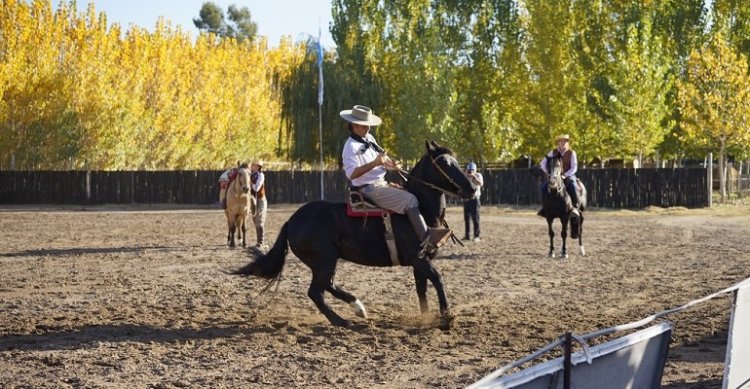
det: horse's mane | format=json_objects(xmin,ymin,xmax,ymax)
[{"xmin": 431, "ymin": 144, "xmax": 455, "ymax": 157}]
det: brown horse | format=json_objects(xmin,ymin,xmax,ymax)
[{"xmin": 225, "ymin": 167, "xmax": 251, "ymax": 247}]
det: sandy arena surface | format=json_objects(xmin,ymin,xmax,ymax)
[{"xmin": 1, "ymin": 203, "xmax": 749, "ymax": 388}]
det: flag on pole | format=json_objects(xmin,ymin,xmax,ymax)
[{"xmin": 317, "ymin": 26, "xmax": 324, "ymax": 106}]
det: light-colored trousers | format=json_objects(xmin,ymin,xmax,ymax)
[
  {"xmin": 252, "ymin": 196, "xmax": 267, "ymax": 228},
  {"xmin": 360, "ymin": 179, "xmax": 419, "ymax": 214}
]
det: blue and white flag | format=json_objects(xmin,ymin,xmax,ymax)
[{"xmin": 317, "ymin": 26, "xmax": 324, "ymax": 106}]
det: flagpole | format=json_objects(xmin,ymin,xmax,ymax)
[{"xmin": 319, "ymin": 95, "xmax": 324, "ymax": 200}]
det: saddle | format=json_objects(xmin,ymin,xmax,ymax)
[
  {"xmin": 346, "ymin": 189, "xmax": 399, "ymax": 266},
  {"xmin": 219, "ymin": 168, "xmax": 240, "ymax": 189},
  {"xmin": 346, "ymin": 189, "xmax": 392, "ymax": 217}
]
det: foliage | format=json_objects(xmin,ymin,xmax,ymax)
[
  {"xmin": 0, "ymin": 0, "xmax": 297, "ymax": 169},
  {"xmin": 4, "ymin": 0, "xmax": 750, "ymax": 172},
  {"xmin": 678, "ymin": 32, "xmax": 750, "ymax": 200},
  {"xmin": 193, "ymin": 1, "xmax": 258, "ymax": 43}
]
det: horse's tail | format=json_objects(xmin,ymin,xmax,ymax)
[{"xmin": 232, "ymin": 222, "xmax": 289, "ymax": 279}]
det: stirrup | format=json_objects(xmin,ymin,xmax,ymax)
[{"xmin": 429, "ymin": 228, "xmax": 452, "ymax": 248}]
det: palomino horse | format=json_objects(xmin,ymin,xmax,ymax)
[
  {"xmin": 225, "ymin": 167, "xmax": 251, "ymax": 248},
  {"xmin": 232, "ymin": 141, "xmax": 477, "ymax": 328},
  {"xmin": 540, "ymin": 154, "xmax": 587, "ymax": 258}
]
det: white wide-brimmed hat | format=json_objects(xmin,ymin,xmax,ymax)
[
  {"xmin": 339, "ymin": 105, "xmax": 382, "ymax": 126},
  {"xmin": 557, "ymin": 134, "xmax": 570, "ymax": 141}
]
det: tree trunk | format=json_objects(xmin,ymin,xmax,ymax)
[{"xmin": 719, "ymin": 148, "xmax": 726, "ymax": 203}]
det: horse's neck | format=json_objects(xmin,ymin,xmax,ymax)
[{"xmin": 405, "ymin": 161, "xmax": 443, "ymax": 226}]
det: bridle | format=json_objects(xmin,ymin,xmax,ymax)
[
  {"xmin": 398, "ymin": 153, "xmax": 464, "ymax": 198},
  {"xmin": 547, "ymin": 157, "xmax": 564, "ymax": 193}
]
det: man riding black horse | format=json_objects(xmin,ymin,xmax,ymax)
[
  {"xmin": 538, "ymin": 134, "xmax": 581, "ymax": 218},
  {"xmin": 340, "ymin": 105, "xmax": 452, "ymax": 256}
]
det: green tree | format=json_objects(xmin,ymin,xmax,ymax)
[
  {"xmin": 520, "ymin": 0, "xmax": 586, "ymax": 159},
  {"xmin": 609, "ymin": 16, "xmax": 674, "ymax": 166},
  {"xmin": 193, "ymin": 2, "xmax": 257, "ymax": 43},
  {"xmin": 678, "ymin": 33, "xmax": 750, "ymax": 202}
]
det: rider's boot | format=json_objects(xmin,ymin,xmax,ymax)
[
  {"xmin": 537, "ymin": 209, "xmax": 546, "ymax": 217},
  {"xmin": 568, "ymin": 189, "xmax": 580, "ymax": 218},
  {"xmin": 406, "ymin": 207, "xmax": 451, "ymax": 256}
]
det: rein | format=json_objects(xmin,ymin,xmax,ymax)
[{"xmin": 398, "ymin": 154, "xmax": 463, "ymax": 198}]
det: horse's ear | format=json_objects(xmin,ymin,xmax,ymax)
[{"xmin": 425, "ymin": 140, "xmax": 434, "ymax": 152}]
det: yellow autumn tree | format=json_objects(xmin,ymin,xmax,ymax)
[
  {"xmin": 0, "ymin": 0, "xmax": 300, "ymax": 170},
  {"xmin": 678, "ymin": 32, "xmax": 750, "ymax": 202}
]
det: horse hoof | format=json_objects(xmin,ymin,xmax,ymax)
[
  {"xmin": 439, "ymin": 312, "xmax": 454, "ymax": 330},
  {"xmin": 351, "ymin": 300, "xmax": 368, "ymax": 318},
  {"xmin": 333, "ymin": 319, "xmax": 351, "ymax": 328},
  {"xmin": 561, "ymin": 253, "xmax": 569, "ymax": 259},
  {"xmin": 548, "ymin": 252, "xmax": 555, "ymax": 258},
  {"xmin": 580, "ymin": 246, "xmax": 586, "ymax": 256}
]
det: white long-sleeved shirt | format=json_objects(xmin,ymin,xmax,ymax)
[
  {"xmin": 251, "ymin": 172, "xmax": 264, "ymax": 193},
  {"xmin": 342, "ymin": 134, "xmax": 387, "ymax": 187}
]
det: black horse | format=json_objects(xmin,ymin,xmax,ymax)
[
  {"xmin": 232, "ymin": 141, "xmax": 477, "ymax": 328},
  {"xmin": 539, "ymin": 154, "xmax": 587, "ymax": 258}
]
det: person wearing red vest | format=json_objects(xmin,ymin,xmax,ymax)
[{"xmin": 539, "ymin": 134, "xmax": 580, "ymax": 217}]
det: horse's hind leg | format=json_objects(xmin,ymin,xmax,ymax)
[
  {"xmin": 578, "ymin": 215, "xmax": 585, "ymax": 256},
  {"xmin": 411, "ymin": 258, "xmax": 452, "ymax": 329},
  {"xmin": 326, "ymin": 282, "xmax": 367, "ymax": 318},
  {"xmin": 306, "ymin": 258, "xmax": 350, "ymax": 327},
  {"xmin": 413, "ymin": 269, "xmax": 429, "ymax": 313}
]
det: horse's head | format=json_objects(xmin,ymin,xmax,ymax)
[
  {"xmin": 236, "ymin": 167, "xmax": 251, "ymax": 194},
  {"xmin": 546, "ymin": 154, "xmax": 564, "ymax": 193},
  {"xmin": 411, "ymin": 140, "xmax": 477, "ymax": 200}
]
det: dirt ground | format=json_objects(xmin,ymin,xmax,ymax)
[{"xmin": 1, "ymin": 203, "xmax": 749, "ymax": 388}]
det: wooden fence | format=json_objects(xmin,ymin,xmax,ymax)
[{"xmin": 0, "ymin": 168, "xmax": 709, "ymax": 208}]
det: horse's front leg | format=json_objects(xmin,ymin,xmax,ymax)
[
  {"xmin": 239, "ymin": 216, "xmax": 247, "ymax": 247},
  {"xmin": 413, "ymin": 269, "xmax": 429, "ymax": 313},
  {"xmin": 546, "ymin": 218, "xmax": 555, "ymax": 258},
  {"xmin": 228, "ymin": 220, "xmax": 236, "ymax": 247},
  {"xmin": 560, "ymin": 217, "xmax": 569, "ymax": 259},
  {"xmin": 412, "ymin": 258, "xmax": 452, "ymax": 330}
]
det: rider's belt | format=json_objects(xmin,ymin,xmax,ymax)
[{"xmin": 350, "ymin": 184, "xmax": 367, "ymax": 191}]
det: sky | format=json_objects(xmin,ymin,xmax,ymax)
[{"xmin": 71, "ymin": 0, "xmax": 336, "ymax": 48}]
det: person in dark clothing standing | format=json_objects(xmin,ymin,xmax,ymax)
[{"xmin": 463, "ymin": 162, "xmax": 484, "ymax": 242}]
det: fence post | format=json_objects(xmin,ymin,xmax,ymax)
[
  {"xmin": 86, "ymin": 170, "xmax": 91, "ymax": 202},
  {"xmin": 563, "ymin": 332, "xmax": 572, "ymax": 389},
  {"xmin": 707, "ymin": 153, "xmax": 714, "ymax": 208}
]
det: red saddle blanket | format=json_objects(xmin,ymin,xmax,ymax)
[{"xmin": 346, "ymin": 202, "xmax": 393, "ymax": 218}]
